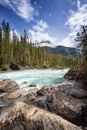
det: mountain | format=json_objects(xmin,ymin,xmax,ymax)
[
  {"xmin": 44, "ymin": 45, "xmax": 81, "ymax": 57},
  {"xmin": 37, "ymin": 40, "xmax": 55, "ymax": 47},
  {"xmin": 36, "ymin": 40, "xmax": 81, "ymax": 57}
]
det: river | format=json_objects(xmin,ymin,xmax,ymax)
[{"xmin": 0, "ymin": 69, "xmax": 69, "ymax": 89}]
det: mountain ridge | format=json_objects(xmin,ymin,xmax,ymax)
[
  {"xmin": 44, "ymin": 45, "xmax": 81, "ymax": 57},
  {"xmin": 35, "ymin": 40, "xmax": 81, "ymax": 57}
]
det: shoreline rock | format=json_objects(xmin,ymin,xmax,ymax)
[
  {"xmin": 0, "ymin": 101, "xmax": 82, "ymax": 130},
  {"xmin": 2, "ymin": 91, "xmax": 21, "ymax": 100},
  {"xmin": 29, "ymin": 84, "xmax": 36, "ymax": 87},
  {"xmin": 36, "ymin": 84, "xmax": 87, "ymax": 127},
  {"xmin": 10, "ymin": 62, "xmax": 24, "ymax": 70},
  {"xmin": 64, "ymin": 67, "xmax": 82, "ymax": 80},
  {"xmin": 64, "ymin": 67, "xmax": 87, "ymax": 85},
  {"xmin": 0, "ymin": 76, "xmax": 87, "ymax": 129},
  {"xmin": 0, "ymin": 79, "xmax": 19, "ymax": 92},
  {"xmin": 0, "ymin": 65, "xmax": 67, "ymax": 72}
]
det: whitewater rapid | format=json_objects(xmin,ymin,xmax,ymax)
[{"xmin": 0, "ymin": 69, "xmax": 69, "ymax": 89}]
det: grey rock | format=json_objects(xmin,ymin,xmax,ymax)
[
  {"xmin": 0, "ymin": 101, "xmax": 82, "ymax": 130},
  {"xmin": 0, "ymin": 79, "xmax": 19, "ymax": 92},
  {"xmin": 3, "ymin": 91, "xmax": 21, "ymax": 100},
  {"xmin": 37, "ymin": 84, "xmax": 87, "ymax": 126}
]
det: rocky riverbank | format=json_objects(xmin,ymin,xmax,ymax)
[
  {"xmin": 0, "ymin": 101, "xmax": 82, "ymax": 130},
  {"xmin": 0, "ymin": 62, "xmax": 64, "ymax": 72},
  {"xmin": 0, "ymin": 79, "xmax": 87, "ymax": 130},
  {"xmin": 64, "ymin": 67, "xmax": 87, "ymax": 85}
]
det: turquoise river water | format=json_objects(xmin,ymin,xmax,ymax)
[{"xmin": 0, "ymin": 69, "xmax": 69, "ymax": 89}]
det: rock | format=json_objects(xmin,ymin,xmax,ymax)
[
  {"xmin": 25, "ymin": 65, "xmax": 30, "ymax": 69},
  {"xmin": 64, "ymin": 67, "xmax": 87, "ymax": 86},
  {"xmin": 46, "ymin": 90, "xmax": 87, "ymax": 126},
  {"xmin": 3, "ymin": 91, "xmax": 21, "ymax": 100},
  {"xmin": 1, "ymin": 66, "xmax": 9, "ymax": 71},
  {"xmin": 64, "ymin": 67, "xmax": 83, "ymax": 81},
  {"xmin": 33, "ymin": 97, "xmax": 48, "ymax": 110},
  {"xmin": 0, "ymin": 101, "xmax": 82, "ymax": 130},
  {"xmin": 0, "ymin": 99, "xmax": 12, "ymax": 108},
  {"xmin": 22, "ymin": 81, "xmax": 27, "ymax": 84},
  {"xmin": 47, "ymin": 93, "xmax": 53, "ymax": 103},
  {"xmin": 0, "ymin": 92, "xmax": 8, "ymax": 98},
  {"xmin": 37, "ymin": 87, "xmax": 49, "ymax": 96},
  {"xmin": 27, "ymin": 92, "xmax": 37, "ymax": 101},
  {"xmin": 27, "ymin": 88, "xmax": 38, "ymax": 94},
  {"xmin": 37, "ymin": 85, "xmax": 87, "ymax": 127},
  {"xmin": 26, "ymin": 88, "xmax": 38, "ymax": 102},
  {"xmin": 57, "ymin": 82, "xmax": 87, "ymax": 99},
  {"xmin": 26, "ymin": 88, "xmax": 48, "ymax": 110},
  {"xmin": 29, "ymin": 84, "xmax": 36, "ymax": 87},
  {"xmin": 21, "ymin": 88, "xmax": 38, "ymax": 97},
  {"xmin": 10, "ymin": 62, "xmax": 24, "ymax": 70},
  {"xmin": 0, "ymin": 103, "xmax": 6, "ymax": 108},
  {"xmin": 0, "ymin": 79, "xmax": 19, "ymax": 92},
  {"xmin": 42, "ymin": 65, "xmax": 48, "ymax": 69}
]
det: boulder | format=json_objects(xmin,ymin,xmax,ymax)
[
  {"xmin": 46, "ymin": 90, "xmax": 87, "ymax": 126},
  {"xmin": 37, "ymin": 86, "xmax": 50, "ymax": 96},
  {"xmin": 32, "ymin": 97, "xmax": 48, "ymax": 110},
  {"xmin": 24, "ymin": 88, "xmax": 38, "ymax": 102},
  {"xmin": 10, "ymin": 62, "xmax": 24, "ymax": 70},
  {"xmin": 3, "ymin": 91, "xmax": 21, "ymax": 100},
  {"xmin": 29, "ymin": 84, "xmax": 36, "ymax": 87},
  {"xmin": 1, "ymin": 66, "xmax": 10, "ymax": 71},
  {"xmin": 0, "ymin": 103, "xmax": 6, "ymax": 108},
  {"xmin": 22, "ymin": 81, "xmax": 27, "ymax": 84},
  {"xmin": 57, "ymin": 82, "xmax": 87, "ymax": 99},
  {"xmin": 0, "ymin": 101, "xmax": 82, "ymax": 130},
  {"xmin": 0, "ymin": 99, "xmax": 12, "ymax": 108},
  {"xmin": 0, "ymin": 79, "xmax": 19, "ymax": 92},
  {"xmin": 64, "ymin": 67, "xmax": 83, "ymax": 81},
  {"xmin": 37, "ymin": 84, "xmax": 87, "ymax": 127},
  {"xmin": 27, "ymin": 92, "xmax": 37, "ymax": 101}
]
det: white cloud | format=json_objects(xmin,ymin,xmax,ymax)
[
  {"xmin": 32, "ymin": 20, "xmax": 48, "ymax": 32},
  {"xmin": 66, "ymin": 0, "xmax": 87, "ymax": 31},
  {"xmin": 0, "ymin": 0, "xmax": 38, "ymax": 22},
  {"xmin": 59, "ymin": 32, "xmax": 77, "ymax": 47},
  {"xmin": 29, "ymin": 30, "xmax": 57, "ymax": 43},
  {"xmin": 28, "ymin": 20, "xmax": 57, "ymax": 44},
  {"xmin": 60, "ymin": 0, "xmax": 87, "ymax": 47}
]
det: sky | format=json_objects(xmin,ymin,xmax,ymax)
[{"xmin": 0, "ymin": 0, "xmax": 87, "ymax": 47}]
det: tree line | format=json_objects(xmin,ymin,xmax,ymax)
[
  {"xmin": 75, "ymin": 26, "xmax": 87, "ymax": 76},
  {"xmin": 0, "ymin": 20, "xmax": 78, "ymax": 69}
]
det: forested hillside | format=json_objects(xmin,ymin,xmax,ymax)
[
  {"xmin": 0, "ymin": 20, "xmax": 79, "ymax": 69},
  {"xmin": 44, "ymin": 45, "xmax": 81, "ymax": 57}
]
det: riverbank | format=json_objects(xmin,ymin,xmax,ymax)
[
  {"xmin": 0, "ymin": 62, "xmax": 66, "ymax": 72},
  {"xmin": 0, "ymin": 78, "xmax": 87, "ymax": 129},
  {"xmin": 0, "ymin": 101, "xmax": 82, "ymax": 130},
  {"xmin": 64, "ymin": 67, "xmax": 87, "ymax": 87}
]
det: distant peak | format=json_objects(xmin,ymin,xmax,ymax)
[{"xmin": 36, "ymin": 40, "xmax": 56, "ymax": 47}]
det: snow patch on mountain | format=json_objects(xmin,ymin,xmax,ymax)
[{"xmin": 36, "ymin": 40, "xmax": 57, "ymax": 47}]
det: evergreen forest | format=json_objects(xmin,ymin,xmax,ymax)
[{"xmin": 0, "ymin": 20, "xmax": 79, "ymax": 69}]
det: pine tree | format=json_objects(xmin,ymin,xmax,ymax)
[
  {"xmin": 0, "ymin": 28, "xmax": 2, "ymax": 66},
  {"xmin": 75, "ymin": 26, "xmax": 87, "ymax": 74},
  {"xmin": 1, "ymin": 20, "xmax": 10, "ymax": 65}
]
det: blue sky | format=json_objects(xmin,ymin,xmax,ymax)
[{"xmin": 0, "ymin": 0, "xmax": 87, "ymax": 47}]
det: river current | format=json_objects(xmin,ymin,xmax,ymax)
[{"xmin": 0, "ymin": 69, "xmax": 69, "ymax": 89}]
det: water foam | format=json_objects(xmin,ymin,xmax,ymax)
[{"xmin": 0, "ymin": 69, "xmax": 69, "ymax": 89}]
